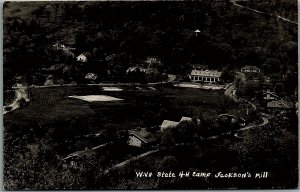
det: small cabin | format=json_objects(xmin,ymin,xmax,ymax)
[
  {"xmin": 241, "ymin": 65, "xmax": 261, "ymax": 73},
  {"xmin": 128, "ymin": 128, "xmax": 157, "ymax": 147}
]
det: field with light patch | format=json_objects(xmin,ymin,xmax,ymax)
[{"xmin": 4, "ymin": 85, "xmax": 234, "ymax": 132}]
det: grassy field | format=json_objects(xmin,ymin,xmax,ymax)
[
  {"xmin": 4, "ymin": 85, "xmax": 230, "ymax": 125},
  {"xmin": 4, "ymin": 86, "xmax": 297, "ymax": 190},
  {"xmin": 4, "ymin": 85, "xmax": 236, "ymax": 155}
]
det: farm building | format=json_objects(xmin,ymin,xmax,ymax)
[
  {"xmin": 241, "ymin": 65, "xmax": 261, "ymax": 73},
  {"xmin": 180, "ymin": 116, "xmax": 201, "ymax": 126},
  {"xmin": 52, "ymin": 42, "xmax": 66, "ymax": 50},
  {"xmin": 144, "ymin": 57, "xmax": 161, "ymax": 65},
  {"xmin": 190, "ymin": 64, "xmax": 208, "ymax": 70},
  {"xmin": 85, "ymin": 73, "xmax": 98, "ymax": 81},
  {"xmin": 189, "ymin": 69, "xmax": 222, "ymax": 83},
  {"xmin": 126, "ymin": 66, "xmax": 148, "ymax": 73},
  {"xmin": 126, "ymin": 66, "xmax": 159, "ymax": 75},
  {"xmin": 180, "ymin": 116, "xmax": 192, "ymax": 122},
  {"xmin": 263, "ymin": 91, "xmax": 281, "ymax": 101},
  {"xmin": 128, "ymin": 128, "xmax": 157, "ymax": 147},
  {"xmin": 76, "ymin": 52, "xmax": 91, "ymax": 62},
  {"xmin": 160, "ymin": 116, "xmax": 199, "ymax": 132},
  {"xmin": 52, "ymin": 42, "xmax": 75, "ymax": 58},
  {"xmin": 160, "ymin": 120, "xmax": 180, "ymax": 132}
]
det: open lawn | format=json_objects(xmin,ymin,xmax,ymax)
[
  {"xmin": 4, "ymin": 85, "xmax": 231, "ymax": 123},
  {"xmin": 69, "ymin": 95, "xmax": 124, "ymax": 102},
  {"xmin": 4, "ymin": 85, "xmax": 239, "ymax": 158},
  {"xmin": 4, "ymin": 85, "xmax": 235, "ymax": 150}
]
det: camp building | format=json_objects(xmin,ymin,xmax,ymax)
[{"xmin": 189, "ymin": 69, "xmax": 221, "ymax": 83}]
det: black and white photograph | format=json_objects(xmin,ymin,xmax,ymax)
[{"xmin": 2, "ymin": 0, "xmax": 298, "ymax": 190}]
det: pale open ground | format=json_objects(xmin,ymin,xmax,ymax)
[
  {"xmin": 174, "ymin": 83, "xmax": 225, "ymax": 90},
  {"xmin": 102, "ymin": 87, "xmax": 123, "ymax": 91},
  {"xmin": 68, "ymin": 95, "xmax": 124, "ymax": 102}
]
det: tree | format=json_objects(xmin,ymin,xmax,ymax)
[
  {"xmin": 175, "ymin": 121, "xmax": 198, "ymax": 143},
  {"xmin": 262, "ymin": 58, "xmax": 280, "ymax": 74},
  {"xmin": 4, "ymin": 138, "xmax": 81, "ymax": 190},
  {"xmin": 160, "ymin": 129, "xmax": 176, "ymax": 147},
  {"xmin": 155, "ymin": 156, "xmax": 179, "ymax": 187},
  {"xmin": 75, "ymin": 33, "xmax": 86, "ymax": 51},
  {"xmin": 218, "ymin": 96, "xmax": 235, "ymax": 114},
  {"xmin": 156, "ymin": 156, "xmax": 179, "ymax": 172},
  {"xmin": 221, "ymin": 67, "xmax": 235, "ymax": 83}
]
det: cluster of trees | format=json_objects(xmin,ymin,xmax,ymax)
[
  {"xmin": 107, "ymin": 107, "xmax": 297, "ymax": 189},
  {"xmin": 160, "ymin": 114, "xmax": 243, "ymax": 147},
  {"xmin": 242, "ymin": 0, "xmax": 298, "ymax": 22},
  {"xmin": 3, "ymin": 114, "xmax": 131, "ymax": 190},
  {"xmin": 236, "ymin": 72, "xmax": 296, "ymax": 99},
  {"xmin": 4, "ymin": 1, "xmax": 297, "ymax": 88}
]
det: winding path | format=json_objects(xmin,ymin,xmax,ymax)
[
  {"xmin": 102, "ymin": 115, "xmax": 269, "ymax": 175},
  {"xmin": 102, "ymin": 71, "xmax": 270, "ymax": 175},
  {"xmin": 238, "ymin": 116, "xmax": 268, "ymax": 132},
  {"xmin": 207, "ymin": 116, "xmax": 268, "ymax": 140},
  {"xmin": 3, "ymin": 88, "xmax": 28, "ymax": 115},
  {"xmin": 224, "ymin": 83, "xmax": 238, "ymax": 102}
]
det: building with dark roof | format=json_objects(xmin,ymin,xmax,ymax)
[
  {"xmin": 190, "ymin": 64, "xmax": 208, "ymax": 70},
  {"xmin": 128, "ymin": 128, "xmax": 158, "ymax": 147}
]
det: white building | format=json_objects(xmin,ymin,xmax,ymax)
[
  {"xmin": 126, "ymin": 66, "xmax": 148, "ymax": 73},
  {"xmin": 189, "ymin": 69, "xmax": 221, "ymax": 83},
  {"xmin": 144, "ymin": 57, "xmax": 161, "ymax": 65},
  {"xmin": 52, "ymin": 42, "xmax": 66, "ymax": 50},
  {"xmin": 85, "ymin": 73, "xmax": 98, "ymax": 81},
  {"xmin": 160, "ymin": 120, "xmax": 180, "ymax": 132},
  {"xmin": 241, "ymin": 65, "xmax": 261, "ymax": 73},
  {"xmin": 160, "ymin": 116, "xmax": 200, "ymax": 132},
  {"xmin": 263, "ymin": 91, "xmax": 281, "ymax": 101},
  {"xmin": 76, "ymin": 52, "xmax": 91, "ymax": 62}
]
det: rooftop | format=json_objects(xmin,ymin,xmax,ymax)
[
  {"xmin": 126, "ymin": 66, "xmax": 148, "ymax": 73},
  {"xmin": 191, "ymin": 64, "xmax": 208, "ymax": 69},
  {"xmin": 190, "ymin": 69, "xmax": 221, "ymax": 77},
  {"xmin": 129, "ymin": 128, "xmax": 157, "ymax": 144},
  {"xmin": 161, "ymin": 120, "xmax": 180, "ymax": 129},
  {"xmin": 241, "ymin": 65, "xmax": 260, "ymax": 70},
  {"xmin": 180, "ymin": 116, "xmax": 193, "ymax": 122},
  {"xmin": 267, "ymin": 100, "xmax": 293, "ymax": 109},
  {"xmin": 63, "ymin": 148, "xmax": 95, "ymax": 160},
  {"xmin": 161, "ymin": 116, "xmax": 197, "ymax": 131}
]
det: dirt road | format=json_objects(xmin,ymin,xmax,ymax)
[{"xmin": 3, "ymin": 88, "xmax": 28, "ymax": 115}]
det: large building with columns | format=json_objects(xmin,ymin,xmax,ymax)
[{"xmin": 189, "ymin": 69, "xmax": 222, "ymax": 83}]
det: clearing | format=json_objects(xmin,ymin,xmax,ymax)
[{"xmin": 69, "ymin": 95, "xmax": 123, "ymax": 102}]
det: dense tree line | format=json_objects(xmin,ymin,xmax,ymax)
[{"xmin": 3, "ymin": 1, "xmax": 297, "ymax": 87}]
